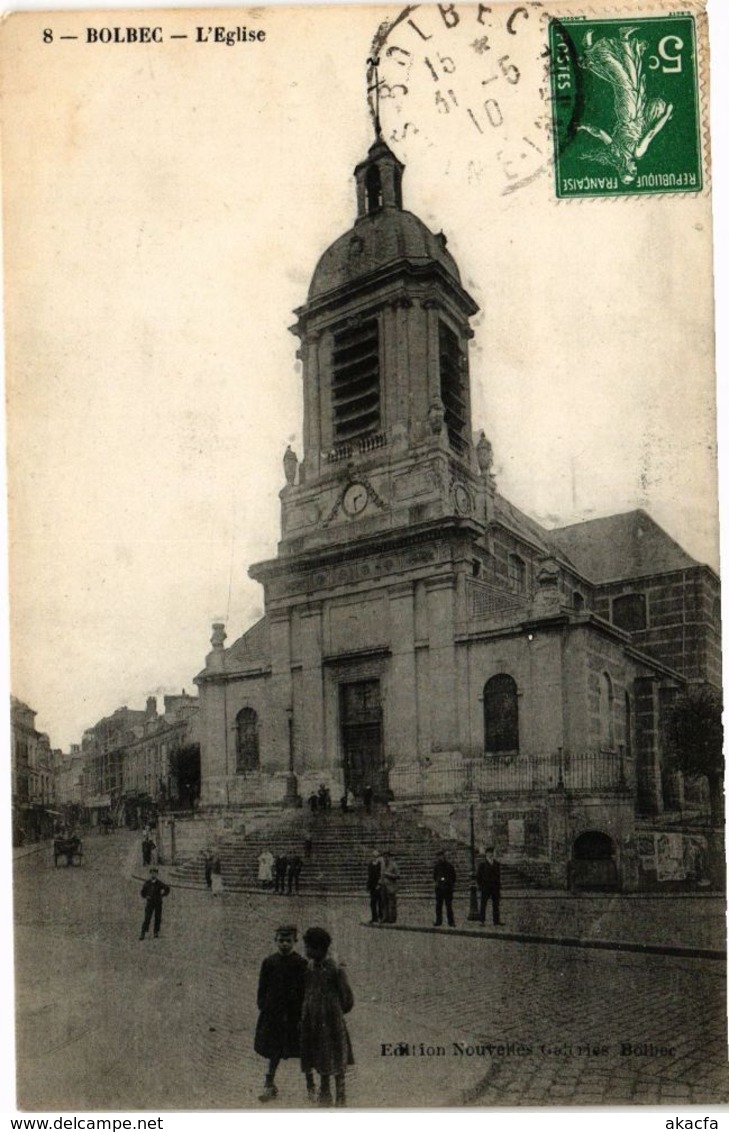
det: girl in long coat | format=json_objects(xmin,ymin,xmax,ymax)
[{"xmin": 300, "ymin": 926, "xmax": 354, "ymax": 1107}]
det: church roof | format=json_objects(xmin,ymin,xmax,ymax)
[
  {"xmin": 492, "ymin": 494, "xmax": 553, "ymax": 556},
  {"xmin": 548, "ymin": 509, "xmax": 699, "ymax": 584},
  {"xmin": 308, "ymin": 208, "xmax": 462, "ymax": 301}
]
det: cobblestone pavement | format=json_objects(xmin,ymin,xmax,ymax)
[{"xmin": 13, "ymin": 833, "xmax": 729, "ymax": 1110}]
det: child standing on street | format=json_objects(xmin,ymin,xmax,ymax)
[
  {"xmin": 254, "ymin": 925, "xmax": 313, "ymax": 1103},
  {"xmin": 300, "ymin": 926, "xmax": 354, "ymax": 1107}
]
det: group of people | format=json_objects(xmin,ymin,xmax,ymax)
[
  {"xmin": 307, "ymin": 784, "xmax": 332, "ymax": 813},
  {"xmin": 366, "ymin": 849, "xmax": 400, "ymax": 923},
  {"xmin": 432, "ymin": 846, "xmax": 503, "ymax": 927},
  {"xmin": 258, "ymin": 849, "xmax": 303, "ymax": 894},
  {"xmin": 255, "ymin": 924, "xmax": 354, "ymax": 1106},
  {"xmin": 363, "ymin": 846, "xmax": 503, "ymax": 929},
  {"xmin": 307, "ymin": 782, "xmax": 374, "ymax": 814}
]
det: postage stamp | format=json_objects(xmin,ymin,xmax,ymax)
[{"xmin": 549, "ymin": 15, "xmax": 703, "ymax": 197}]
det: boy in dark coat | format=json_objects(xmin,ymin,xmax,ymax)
[
  {"xmin": 139, "ymin": 867, "xmax": 170, "ymax": 939},
  {"xmin": 255, "ymin": 925, "xmax": 313, "ymax": 1103}
]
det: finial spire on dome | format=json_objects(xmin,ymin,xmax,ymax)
[{"xmin": 367, "ymin": 55, "xmax": 383, "ymax": 140}]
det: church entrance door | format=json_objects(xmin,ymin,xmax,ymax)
[{"xmin": 339, "ymin": 680, "xmax": 386, "ymax": 800}]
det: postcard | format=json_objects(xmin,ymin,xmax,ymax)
[{"xmin": 3, "ymin": 0, "xmax": 726, "ymax": 1113}]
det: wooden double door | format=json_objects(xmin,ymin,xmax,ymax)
[{"xmin": 339, "ymin": 679, "xmax": 387, "ymax": 800}]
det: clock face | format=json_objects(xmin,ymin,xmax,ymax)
[
  {"xmin": 454, "ymin": 483, "xmax": 471, "ymax": 516},
  {"xmin": 343, "ymin": 482, "xmax": 369, "ymax": 516}
]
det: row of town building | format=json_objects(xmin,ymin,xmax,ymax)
[{"xmin": 10, "ymin": 691, "xmax": 200, "ymax": 845}]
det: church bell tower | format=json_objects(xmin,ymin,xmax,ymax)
[{"xmin": 275, "ymin": 134, "xmax": 490, "ymax": 555}]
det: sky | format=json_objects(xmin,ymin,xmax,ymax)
[{"xmin": 2, "ymin": 0, "xmax": 723, "ymax": 752}]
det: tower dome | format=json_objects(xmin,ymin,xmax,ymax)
[
  {"xmin": 309, "ymin": 209, "xmax": 462, "ymax": 301},
  {"xmin": 308, "ymin": 138, "xmax": 462, "ymax": 302}
]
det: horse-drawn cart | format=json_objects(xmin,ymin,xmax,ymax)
[{"xmin": 53, "ymin": 835, "xmax": 83, "ymax": 867}]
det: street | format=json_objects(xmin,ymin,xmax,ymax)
[{"xmin": 13, "ymin": 832, "xmax": 729, "ymax": 1109}]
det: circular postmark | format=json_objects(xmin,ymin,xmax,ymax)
[{"xmin": 367, "ymin": 3, "xmax": 581, "ymax": 196}]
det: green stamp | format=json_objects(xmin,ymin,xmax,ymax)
[{"xmin": 549, "ymin": 15, "xmax": 702, "ymax": 198}]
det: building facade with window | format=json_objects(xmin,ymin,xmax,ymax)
[
  {"xmin": 195, "ymin": 138, "xmax": 720, "ymax": 888},
  {"xmin": 11, "ymin": 697, "xmax": 58, "ymax": 843}
]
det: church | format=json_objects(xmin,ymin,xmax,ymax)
[{"xmin": 195, "ymin": 133, "xmax": 720, "ymax": 891}]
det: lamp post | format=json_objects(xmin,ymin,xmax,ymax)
[
  {"xmin": 284, "ymin": 707, "xmax": 300, "ymax": 806},
  {"xmin": 467, "ymin": 802, "xmax": 480, "ymax": 921}
]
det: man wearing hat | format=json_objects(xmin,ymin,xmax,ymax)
[
  {"xmin": 255, "ymin": 925, "xmax": 313, "ymax": 1103},
  {"xmin": 139, "ymin": 866, "xmax": 171, "ymax": 940}
]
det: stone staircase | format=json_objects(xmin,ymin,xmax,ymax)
[{"xmin": 171, "ymin": 806, "xmax": 534, "ymax": 895}]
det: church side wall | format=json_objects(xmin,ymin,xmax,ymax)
[{"xmin": 593, "ymin": 567, "xmax": 721, "ymax": 684}]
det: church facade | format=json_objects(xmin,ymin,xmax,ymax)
[{"xmin": 195, "ymin": 138, "xmax": 720, "ymax": 890}]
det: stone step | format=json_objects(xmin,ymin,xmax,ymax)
[{"xmin": 170, "ymin": 806, "xmax": 537, "ymax": 893}]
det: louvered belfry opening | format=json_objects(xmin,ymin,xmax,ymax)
[
  {"xmin": 331, "ymin": 319, "xmax": 381, "ymax": 442},
  {"xmin": 439, "ymin": 320, "xmax": 468, "ymax": 454}
]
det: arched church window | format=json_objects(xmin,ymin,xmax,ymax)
[
  {"xmin": 365, "ymin": 165, "xmax": 383, "ymax": 213},
  {"xmin": 508, "ymin": 554, "xmax": 526, "ymax": 594},
  {"xmin": 484, "ymin": 674, "xmax": 519, "ymax": 753},
  {"xmin": 573, "ymin": 591, "xmax": 585, "ymax": 611},
  {"xmin": 236, "ymin": 707, "xmax": 259, "ymax": 773},
  {"xmin": 599, "ymin": 673, "xmax": 615, "ymax": 750}
]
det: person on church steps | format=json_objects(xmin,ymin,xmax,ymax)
[
  {"xmin": 300, "ymin": 926, "xmax": 354, "ymax": 1107},
  {"xmin": 258, "ymin": 848, "xmax": 274, "ymax": 888},
  {"xmin": 255, "ymin": 925, "xmax": 313, "ymax": 1103},
  {"xmin": 476, "ymin": 846, "xmax": 503, "ymax": 925},
  {"xmin": 433, "ymin": 849, "xmax": 456, "ymax": 927},
  {"xmin": 287, "ymin": 854, "xmax": 303, "ymax": 894},
  {"xmin": 274, "ymin": 853, "xmax": 289, "ymax": 893},
  {"xmin": 380, "ymin": 851, "xmax": 400, "ymax": 923},
  {"xmin": 367, "ymin": 848, "xmax": 383, "ymax": 923},
  {"xmin": 210, "ymin": 855, "xmax": 224, "ymax": 897},
  {"xmin": 139, "ymin": 866, "xmax": 170, "ymax": 940}
]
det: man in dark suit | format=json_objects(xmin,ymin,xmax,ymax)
[
  {"xmin": 139, "ymin": 866, "xmax": 170, "ymax": 939},
  {"xmin": 476, "ymin": 846, "xmax": 503, "ymax": 925},
  {"xmin": 287, "ymin": 855, "xmax": 302, "ymax": 895},
  {"xmin": 433, "ymin": 849, "xmax": 456, "ymax": 927},
  {"xmin": 274, "ymin": 853, "xmax": 289, "ymax": 894},
  {"xmin": 367, "ymin": 849, "xmax": 383, "ymax": 923}
]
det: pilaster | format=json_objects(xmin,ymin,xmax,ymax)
[
  {"xmin": 425, "ymin": 574, "xmax": 458, "ymax": 752},
  {"xmin": 300, "ymin": 603, "xmax": 327, "ymax": 769},
  {"xmin": 388, "ymin": 581, "xmax": 418, "ymax": 764}
]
